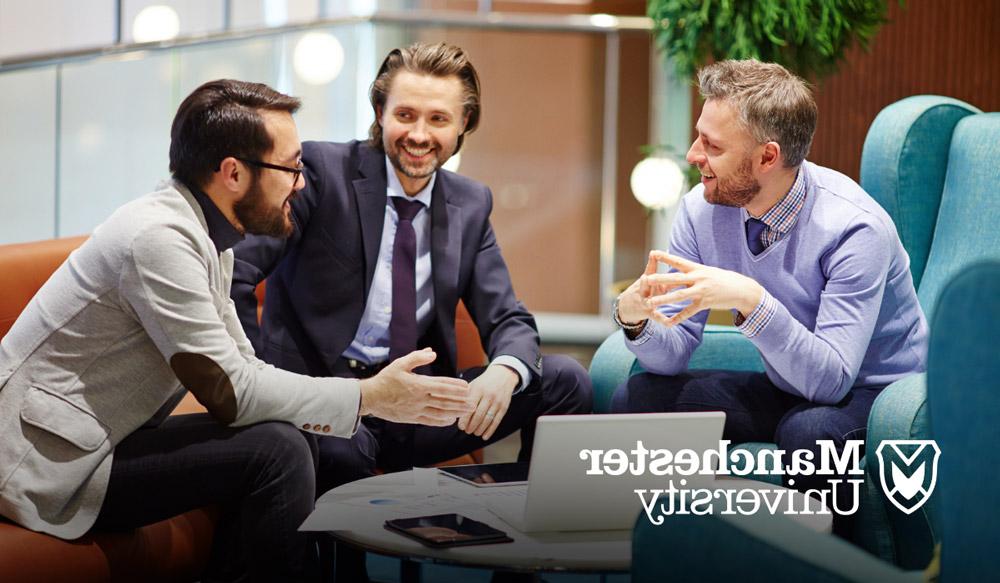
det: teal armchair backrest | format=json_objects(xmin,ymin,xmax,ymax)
[
  {"xmin": 860, "ymin": 96, "xmax": 980, "ymax": 290},
  {"xmin": 864, "ymin": 108, "xmax": 1000, "ymax": 569},
  {"xmin": 915, "ymin": 113, "xmax": 1000, "ymax": 319},
  {"xmin": 927, "ymin": 261, "xmax": 1000, "ymax": 581}
]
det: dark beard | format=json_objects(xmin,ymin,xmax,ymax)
[
  {"xmin": 704, "ymin": 154, "xmax": 760, "ymax": 208},
  {"xmin": 233, "ymin": 176, "xmax": 293, "ymax": 238}
]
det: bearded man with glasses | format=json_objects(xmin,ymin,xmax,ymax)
[{"xmin": 0, "ymin": 78, "xmax": 475, "ymax": 582}]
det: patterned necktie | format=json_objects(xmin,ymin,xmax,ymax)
[
  {"xmin": 746, "ymin": 217, "xmax": 767, "ymax": 255},
  {"xmin": 389, "ymin": 197, "xmax": 424, "ymax": 361}
]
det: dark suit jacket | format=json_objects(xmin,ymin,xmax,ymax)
[{"xmin": 232, "ymin": 140, "xmax": 542, "ymax": 380}]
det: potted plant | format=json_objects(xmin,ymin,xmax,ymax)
[{"xmin": 647, "ymin": 0, "xmax": 901, "ymax": 79}]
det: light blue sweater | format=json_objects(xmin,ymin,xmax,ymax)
[{"xmin": 628, "ymin": 162, "xmax": 928, "ymax": 404}]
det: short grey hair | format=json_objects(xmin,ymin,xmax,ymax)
[{"xmin": 697, "ymin": 59, "xmax": 817, "ymax": 168}]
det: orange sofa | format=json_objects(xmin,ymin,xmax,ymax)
[{"xmin": 0, "ymin": 236, "xmax": 486, "ymax": 582}]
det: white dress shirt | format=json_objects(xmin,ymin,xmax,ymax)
[{"xmin": 342, "ymin": 158, "xmax": 531, "ymax": 391}]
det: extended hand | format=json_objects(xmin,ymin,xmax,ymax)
[
  {"xmin": 644, "ymin": 251, "xmax": 764, "ymax": 327},
  {"xmin": 359, "ymin": 348, "xmax": 473, "ymax": 425},
  {"xmin": 457, "ymin": 364, "xmax": 518, "ymax": 440}
]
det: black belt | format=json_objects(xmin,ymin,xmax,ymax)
[{"xmin": 344, "ymin": 358, "xmax": 389, "ymax": 379}]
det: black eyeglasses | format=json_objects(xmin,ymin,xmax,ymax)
[{"xmin": 237, "ymin": 157, "xmax": 303, "ymax": 183}]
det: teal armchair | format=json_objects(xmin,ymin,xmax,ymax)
[
  {"xmin": 860, "ymin": 108, "xmax": 1000, "ymax": 566},
  {"xmin": 632, "ymin": 260, "xmax": 1000, "ymax": 582},
  {"xmin": 589, "ymin": 96, "xmax": 997, "ymax": 563}
]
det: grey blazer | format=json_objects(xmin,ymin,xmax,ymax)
[{"xmin": 0, "ymin": 182, "xmax": 361, "ymax": 539}]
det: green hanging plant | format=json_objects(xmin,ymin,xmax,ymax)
[{"xmin": 648, "ymin": 0, "xmax": 902, "ymax": 79}]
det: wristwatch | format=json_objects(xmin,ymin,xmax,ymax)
[{"xmin": 612, "ymin": 297, "xmax": 646, "ymax": 334}]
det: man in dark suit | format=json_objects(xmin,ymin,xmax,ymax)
[{"xmin": 231, "ymin": 42, "xmax": 592, "ymax": 498}]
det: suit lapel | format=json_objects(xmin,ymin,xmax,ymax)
[
  {"xmin": 431, "ymin": 176, "xmax": 461, "ymax": 324},
  {"xmin": 352, "ymin": 148, "xmax": 388, "ymax": 299}
]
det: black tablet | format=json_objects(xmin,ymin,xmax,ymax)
[
  {"xmin": 384, "ymin": 514, "xmax": 514, "ymax": 548},
  {"xmin": 438, "ymin": 462, "xmax": 529, "ymax": 487}
]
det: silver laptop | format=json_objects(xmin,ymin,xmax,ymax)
[{"xmin": 485, "ymin": 412, "xmax": 725, "ymax": 532}]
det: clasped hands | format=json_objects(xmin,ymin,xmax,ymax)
[
  {"xmin": 617, "ymin": 251, "xmax": 764, "ymax": 328},
  {"xmin": 359, "ymin": 347, "xmax": 517, "ymax": 441}
]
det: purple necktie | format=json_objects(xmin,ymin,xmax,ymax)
[
  {"xmin": 746, "ymin": 217, "xmax": 767, "ymax": 255},
  {"xmin": 389, "ymin": 197, "xmax": 424, "ymax": 361}
]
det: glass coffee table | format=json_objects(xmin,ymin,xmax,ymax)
[{"xmin": 301, "ymin": 469, "xmax": 831, "ymax": 582}]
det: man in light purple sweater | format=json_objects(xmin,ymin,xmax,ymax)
[{"xmin": 610, "ymin": 60, "xmax": 927, "ymax": 535}]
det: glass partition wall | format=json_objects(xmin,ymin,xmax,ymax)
[{"xmin": 0, "ymin": 12, "xmax": 653, "ymax": 342}]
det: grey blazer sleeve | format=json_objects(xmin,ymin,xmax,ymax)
[{"xmin": 120, "ymin": 222, "xmax": 361, "ymax": 437}]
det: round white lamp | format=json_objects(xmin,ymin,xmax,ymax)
[
  {"xmin": 293, "ymin": 32, "xmax": 345, "ymax": 86},
  {"xmin": 133, "ymin": 5, "xmax": 180, "ymax": 43},
  {"xmin": 630, "ymin": 156, "xmax": 686, "ymax": 210}
]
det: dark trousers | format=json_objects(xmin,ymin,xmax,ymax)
[
  {"xmin": 94, "ymin": 414, "xmax": 322, "ymax": 583},
  {"xmin": 610, "ymin": 370, "xmax": 883, "ymax": 537},
  {"xmin": 317, "ymin": 354, "xmax": 593, "ymax": 494}
]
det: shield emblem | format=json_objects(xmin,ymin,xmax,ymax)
[{"xmin": 875, "ymin": 439, "xmax": 941, "ymax": 515}]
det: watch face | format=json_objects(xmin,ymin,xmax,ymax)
[{"xmin": 612, "ymin": 297, "xmax": 626, "ymax": 327}]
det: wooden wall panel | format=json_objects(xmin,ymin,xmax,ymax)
[
  {"xmin": 613, "ymin": 34, "xmax": 653, "ymax": 284},
  {"xmin": 811, "ymin": 0, "xmax": 1000, "ymax": 179},
  {"xmin": 419, "ymin": 1, "xmax": 646, "ymax": 15}
]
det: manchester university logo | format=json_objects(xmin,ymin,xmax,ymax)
[{"xmin": 876, "ymin": 440, "xmax": 941, "ymax": 514}]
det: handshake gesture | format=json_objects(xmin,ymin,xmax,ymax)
[
  {"xmin": 359, "ymin": 348, "xmax": 473, "ymax": 426},
  {"xmin": 616, "ymin": 250, "xmax": 764, "ymax": 329},
  {"xmin": 357, "ymin": 348, "xmax": 519, "ymax": 441}
]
